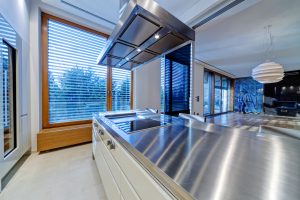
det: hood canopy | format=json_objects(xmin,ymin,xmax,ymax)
[{"xmin": 97, "ymin": 0, "xmax": 195, "ymax": 70}]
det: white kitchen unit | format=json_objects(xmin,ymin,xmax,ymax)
[{"xmin": 92, "ymin": 120, "xmax": 176, "ymax": 200}]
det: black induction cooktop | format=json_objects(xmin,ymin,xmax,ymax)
[{"xmin": 115, "ymin": 119, "xmax": 167, "ymax": 133}]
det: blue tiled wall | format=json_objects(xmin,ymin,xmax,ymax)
[{"xmin": 234, "ymin": 77, "xmax": 263, "ymax": 113}]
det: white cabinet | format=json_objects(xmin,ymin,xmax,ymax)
[
  {"xmin": 92, "ymin": 120, "xmax": 175, "ymax": 200},
  {"xmin": 93, "ymin": 125, "xmax": 120, "ymax": 200},
  {"xmin": 113, "ymin": 138, "xmax": 174, "ymax": 200}
]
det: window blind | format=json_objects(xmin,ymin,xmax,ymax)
[
  {"xmin": 0, "ymin": 16, "xmax": 16, "ymax": 128},
  {"xmin": 47, "ymin": 19, "xmax": 107, "ymax": 124},
  {"xmin": 160, "ymin": 57, "xmax": 165, "ymax": 112},
  {"xmin": 171, "ymin": 61, "xmax": 190, "ymax": 112},
  {"xmin": 164, "ymin": 58, "xmax": 190, "ymax": 115},
  {"xmin": 112, "ymin": 68, "xmax": 131, "ymax": 111},
  {"xmin": 164, "ymin": 59, "xmax": 171, "ymax": 113}
]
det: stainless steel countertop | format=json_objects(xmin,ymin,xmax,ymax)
[{"xmin": 95, "ymin": 111, "xmax": 300, "ymax": 200}]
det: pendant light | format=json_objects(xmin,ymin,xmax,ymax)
[{"xmin": 252, "ymin": 25, "xmax": 284, "ymax": 84}]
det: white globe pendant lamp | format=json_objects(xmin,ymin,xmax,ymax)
[
  {"xmin": 252, "ymin": 25, "xmax": 284, "ymax": 84},
  {"xmin": 252, "ymin": 61, "xmax": 284, "ymax": 84}
]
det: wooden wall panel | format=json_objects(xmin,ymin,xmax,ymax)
[{"xmin": 37, "ymin": 124, "xmax": 92, "ymax": 152}]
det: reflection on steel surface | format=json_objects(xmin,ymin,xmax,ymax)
[{"xmin": 95, "ymin": 111, "xmax": 300, "ymax": 200}]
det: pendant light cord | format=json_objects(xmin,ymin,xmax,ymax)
[{"xmin": 265, "ymin": 25, "xmax": 274, "ymax": 60}]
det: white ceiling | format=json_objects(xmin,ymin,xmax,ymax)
[
  {"xmin": 41, "ymin": 0, "xmax": 300, "ymax": 78},
  {"xmin": 62, "ymin": 0, "xmax": 119, "ymax": 24},
  {"xmin": 195, "ymin": 0, "xmax": 300, "ymax": 77},
  {"xmin": 41, "ymin": 0, "xmax": 221, "ymax": 31}
]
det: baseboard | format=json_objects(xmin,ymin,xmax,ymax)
[{"xmin": 1, "ymin": 150, "xmax": 31, "ymax": 191}]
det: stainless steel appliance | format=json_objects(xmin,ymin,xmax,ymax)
[{"xmin": 97, "ymin": 0, "xmax": 195, "ymax": 70}]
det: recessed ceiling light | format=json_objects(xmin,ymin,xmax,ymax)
[
  {"xmin": 137, "ymin": 48, "xmax": 141, "ymax": 52},
  {"xmin": 126, "ymin": 57, "xmax": 129, "ymax": 61},
  {"xmin": 118, "ymin": 63, "xmax": 121, "ymax": 66},
  {"xmin": 154, "ymin": 34, "xmax": 160, "ymax": 39}
]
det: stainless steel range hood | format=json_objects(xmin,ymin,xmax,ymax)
[{"xmin": 97, "ymin": 0, "xmax": 195, "ymax": 70}]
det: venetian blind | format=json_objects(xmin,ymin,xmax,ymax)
[
  {"xmin": 47, "ymin": 19, "xmax": 107, "ymax": 124},
  {"xmin": 164, "ymin": 59, "xmax": 190, "ymax": 115},
  {"xmin": 160, "ymin": 57, "xmax": 165, "ymax": 112},
  {"xmin": 171, "ymin": 61, "xmax": 190, "ymax": 112},
  {"xmin": 0, "ymin": 16, "xmax": 16, "ymax": 128},
  {"xmin": 112, "ymin": 68, "xmax": 131, "ymax": 111}
]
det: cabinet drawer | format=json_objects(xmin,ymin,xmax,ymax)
[
  {"xmin": 113, "ymin": 142, "xmax": 174, "ymax": 200},
  {"xmin": 119, "ymin": 169, "xmax": 140, "ymax": 200},
  {"xmin": 95, "ymin": 141, "xmax": 120, "ymax": 200},
  {"xmin": 94, "ymin": 121, "xmax": 173, "ymax": 200},
  {"xmin": 100, "ymin": 128, "xmax": 140, "ymax": 200},
  {"xmin": 100, "ymin": 139, "xmax": 121, "ymax": 188}
]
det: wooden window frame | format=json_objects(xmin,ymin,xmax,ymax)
[{"xmin": 41, "ymin": 13, "xmax": 133, "ymax": 129}]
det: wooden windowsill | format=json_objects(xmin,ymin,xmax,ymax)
[{"xmin": 37, "ymin": 123, "xmax": 92, "ymax": 152}]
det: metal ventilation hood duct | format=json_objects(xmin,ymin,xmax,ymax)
[{"xmin": 97, "ymin": 0, "xmax": 195, "ymax": 70}]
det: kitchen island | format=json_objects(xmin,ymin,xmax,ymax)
[{"xmin": 92, "ymin": 110, "xmax": 300, "ymax": 200}]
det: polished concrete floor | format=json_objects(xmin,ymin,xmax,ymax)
[
  {"xmin": 206, "ymin": 112, "xmax": 300, "ymax": 132},
  {"xmin": 0, "ymin": 144, "xmax": 107, "ymax": 200}
]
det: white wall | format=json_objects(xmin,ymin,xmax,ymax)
[
  {"xmin": 133, "ymin": 58, "xmax": 162, "ymax": 112},
  {"xmin": 29, "ymin": 0, "xmax": 112, "ymax": 151},
  {"xmin": 192, "ymin": 60, "xmax": 236, "ymax": 117},
  {"xmin": 133, "ymin": 58, "xmax": 206, "ymax": 116},
  {"xmin": 192, "ymin": 62, "xmax": 204, "ymax": 116},
  {"xmin": 0, "ymin": 0, "xmax": 31, "ymax": 189}
]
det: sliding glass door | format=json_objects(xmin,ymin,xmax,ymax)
[
  {"xmin": 162, "ymin": 44, "xmax": 191, "ymax": 116},
  {"xmin": 221, "ymin": 77, "xmax": 228, "ymax": 112},
  {"xmin": 214, "ymin": 75, "xmax": 221, "ymax": 114},
  {"xmin": 164, "ymin": 59, "xmax": 190, "ymax": 116},
  {"xmin": 203, "ymin": 70, "xmax": 232, "ymax": 116},
  {"xmin": 203, "ymin": 71, "xmax": 212, "ymax": 115}
]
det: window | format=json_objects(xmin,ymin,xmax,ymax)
[
  {"xmin": 203, "ymin": 69, "xmax": 232, "ymax": 116},
  {"xmin": 214, "ymin": 74, "xmax": 221, "ymax": 114},
  {"xmin": 42, "ymin": 13, "xmax": 132, "ymax": 128},
  {"xmin": 171, "ymin": 61, "xmax": 190, "ymax": 112},
  {"xmin": 1, "ymin": 14, "xmax": 17, "ymax": 156},
  {"xmin": 203, "ymin": 71, "xmax": 212, "ymax": 115},
  {"xmin": 112, "ymin": 68, "xmax": 131, "ymax": 111},
  {"xmin": 164, "ymin": 58, "xmax": 190, "ymax": 115},
  {"xmin": 47, "ymin": 19, "xmax": 107, "ymax": 124},
  {"xmin": 221, "ymin": 77, "xmax": 228, "ymax": 112},
  {"xmin": 162, "ymin": 44, "xmax": 191, "ymax": 116},
  {"xmin": 160, "ymin": 57, "xmax": 165, "ymax": 112}
]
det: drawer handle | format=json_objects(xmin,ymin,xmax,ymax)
[
  {"xmin": 99, "ymin": 130, "xmax": 104, "ymax": 135},
  {"xmin": 93, "ymin": 122, "xmax": 98, "ymax": 128},
  {"xmin": 109, "ymin": 142, "xmax": 115, "ymax": 150},
  {"xmin": 107, "ymin": 140, "xmax": 112, "ymax": 146},
  {"xmin": 106, "ymin": 140, "xmax": 115, "ymax": 150}
]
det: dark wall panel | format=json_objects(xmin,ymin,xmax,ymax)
[{"xmin": 264, "ymin": 70, "xmax": 300, "ymax": 117}]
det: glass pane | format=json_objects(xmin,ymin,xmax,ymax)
[
  {"xmin": 214, "ymin": 75, "xmax": 221, "ymax": 114},
  {"xmin": 221, "ymin": 77, "xmax": 228, "ymax": 112},
  {"xmin": 203, "ymin": 71, "xmax": 212, "ymax": 115},
  {"xmin": 2, "ymin": 43, "xmax": 16, "ymax": 156},
  {"xmin": 112, "ymin": 68, "xmax": 131, "ymax": 111},
  {"xmin": 171, "ymin": 61, "xmax": 190, "ymax": 112},
  {"xmin": 1, "ymin": 15, "xmax": 17, "ymax": 157},
  {"xmin": 47, "ymin": 19, "xmax": 107, "ymax": 123},
  {"xmin": 227, "ymin": 80, "xmax": 231, "ymax": 111},
  {"xmin": 160, "ymin": 57, "xmax": 165, "ymax": 112}
]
